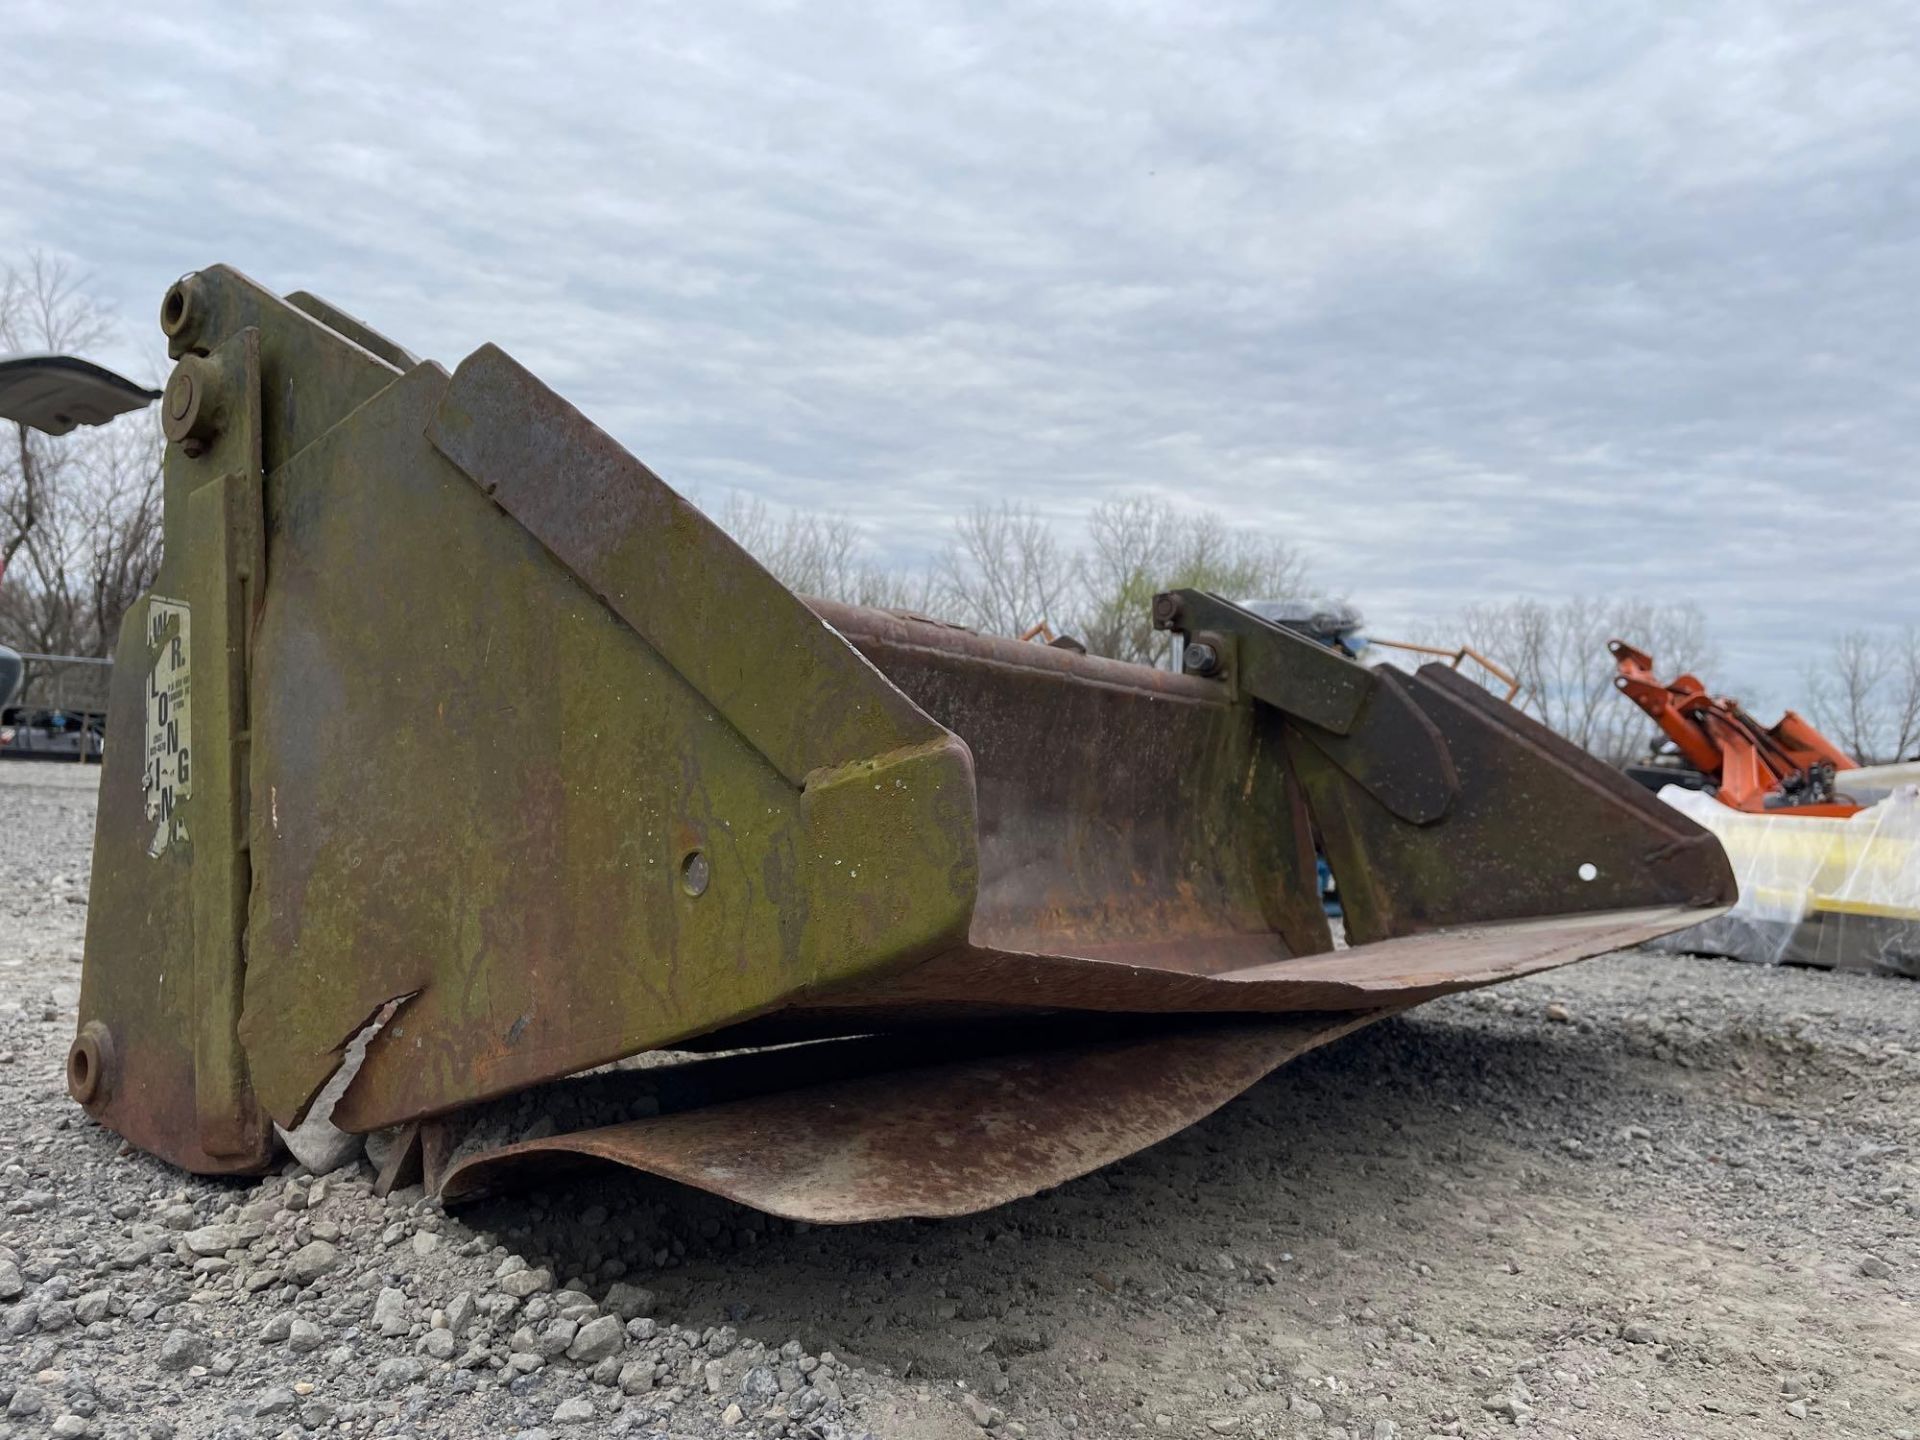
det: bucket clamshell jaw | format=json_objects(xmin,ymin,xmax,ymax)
[{"xmin": 71, "ymin": 267, "xmax": 1733, "ymax": 1221}]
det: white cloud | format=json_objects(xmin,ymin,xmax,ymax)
[{"xmin": 6, "ymin": 0, "xmax": 1920, "ymax": 701}]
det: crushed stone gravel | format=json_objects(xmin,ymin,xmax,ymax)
[{"xmin": 1, "ymin": 760, "xmax": 1914, "ymax": 1438}]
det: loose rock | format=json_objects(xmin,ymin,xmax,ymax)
[
  {"xmin": 566, "ymin": 1313, "xmax": 624, "ymax": 1364},
  {"xmin": 499, "ymin": 1266, "xmax": 555, "ymax": 1300},
  {"xmin": 373, "ymin": 1356, "xmax": 426, "ymax": 1392},
  {"xmin": 156, "ymin": 1329, "xmax": 209, "ymax": 1372},
  {"xmin": 287, "ymin": 1239, "xmax": 340, "ymax": 1285},
  {"xmin": 373, "ymin": 1285, "xmax": 411, "ymax": 1336},
  {"xmin": 552, "ymin": 1395, "xmax": 595, "ymax": 1424}
]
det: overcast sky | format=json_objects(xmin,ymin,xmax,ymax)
[{"xmin": 5, "ymin": 2, "xmax": 1918, "ymax": 702}]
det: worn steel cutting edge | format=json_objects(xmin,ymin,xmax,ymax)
[{"xmin": 69, "ymin": 267, "xmax": 1734, "ymax": 1221}]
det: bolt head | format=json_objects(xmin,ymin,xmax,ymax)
[
  {"xmin": 1183, "ymin": 641, "xmax": 1221, "ymax": 677},
  {"xmin": 164, "ymin": 369, "xmax": 194, "ymax": 422},
  {"xmin": 161, "ymin": 355, "xmax": 223, "ymax": 450}
]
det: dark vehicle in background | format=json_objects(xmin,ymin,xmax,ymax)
[{"xmin": 0, "ymin": 705, "xmax": 106, "ymax": 761}]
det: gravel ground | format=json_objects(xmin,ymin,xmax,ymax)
[{"xmin": 0, "ymin": 760, "xmax": 1915, "ymax": 1439}]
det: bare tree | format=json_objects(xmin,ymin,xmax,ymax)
[
  {"xmin": 932, "ymin": 501, "xmax": 1071, "ymax": 638},
  {"xmin": 84, "ymin": 423, "xmax": 166, "ymax": 647},
  {"xmin": 716, "ymin": 491, "xmax": 1313, "ymax": 661},
  {"xmin": 1432, "ymin": 596, "xmax": 1715, "ymax": 764},
  {"xmin": 2, "ymin": 255, "xmax": 112, "ymax": 587},
  {"xmin": 1076, "ymin": 497, "xmax": 1311, "ymax": 664},
  {"xmin": 1887, "ymin": 626, "xmax": 1920, "ymax": 762},
  {"xmin": 713, "ymin": 494, "xmax": 932, "ymax": 611},
  {"xmin": 1, "ymin": 254, "xmax": 161, "ymax": 708},
  {"xmin": 1070, "ymin": 496, "xmax": 1164, "ymax": 660},
  {"xmin": 1806, "ymin": 630, "xmax": 1888, "ymax": 763},
  {"xmin": 1803, "ymin": 626, "xmax": 1920, "ymax": 764}
]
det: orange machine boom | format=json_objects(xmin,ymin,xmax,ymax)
[{"xmin": 1609, "ymin": 641, "xmax": 1859, "ymax": 817}]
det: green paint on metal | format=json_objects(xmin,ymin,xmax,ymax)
[
  {"xmin": 73, "ymin": 266, "xmax": 1735, "ymax": 1192},
  {"xmin": 74, "ymin": 316, "xmax": 276, "ymax": 1173},
  {"xmin": 182, "ymin": 325, "xmax": 270, "ymax": 1161},
  {"xmin": 237, "ymin": 353, "xmax": 977, "ymax": 1132}
]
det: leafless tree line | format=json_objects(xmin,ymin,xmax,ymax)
[
  {"xmin": 723, "ymin": 494, "xmax": 1734, "ymax": 765},
  {"xmin": 1418, "ymin": 597, "xmax": 1716, "ymax": 767},
  {"xmin": 720, "ymin": 493, "xmax": 1920, "ymax": 770},
  {"xmin": 715, "ymin": 496, "xmax": 937, "ymax": 613},
  {"xmin": 8, "ymin": 253, "xmax": 1914, "ymax": 771},
  {"xmin": 1, "ymin": 255, "xmax": 164, "ymax": 710},
  {"xmin": 1437, "ymin": 602, "xmax": 1920, "ymax": 769},
  {"xmin": 1802, "ymin": 627, "xmax": 1920, "ymax": 765},
  {"xmin": 718, "ymin": 493, "xmax": 1313, "ymax": 668}
]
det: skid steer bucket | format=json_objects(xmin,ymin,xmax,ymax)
[{"xmin": 72, "ymin": 268, "xmax": 1734, "ymax": 1220}]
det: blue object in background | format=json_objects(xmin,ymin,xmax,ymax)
[{"xmin": 1317, "ymin": 855, "xmax": 1341, "ymax": 916}]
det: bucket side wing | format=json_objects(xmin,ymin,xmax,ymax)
[
  {"xmin": 75, "ymin": 269, "xmax": 980, "ymax": 1169},
  {"xmin": 1292, "ymin": 665, "xmax": 1732, "ymax": 944},
  {"xmin": 245, "ymin": 351, "xmax": 979, "ymax": 1134}
]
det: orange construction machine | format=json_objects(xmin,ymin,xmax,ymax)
[{"xmin": 1609, "ymin": 640, "xmax": 1860, "ymax": 817}]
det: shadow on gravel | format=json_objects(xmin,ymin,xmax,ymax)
[{"xmin": 455, "ymin": 1007, "xmax": 1644, "ymax": 1379}]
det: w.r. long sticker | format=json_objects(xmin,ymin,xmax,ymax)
[{"xmin": 144, "ymin": 598, "xmax": 192, "ymax": 857}]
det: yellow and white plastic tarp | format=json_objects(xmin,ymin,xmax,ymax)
[{"xmin": 1654, "ymin": 786, "xmax": 1920, "ymax": 976}]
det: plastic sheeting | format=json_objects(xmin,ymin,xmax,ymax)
[{"xmin": 1651, "ymin": 786, "xmax": 1920, "ymax": 977}]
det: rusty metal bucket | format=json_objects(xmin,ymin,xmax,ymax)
[{"xmin": 70, "ymin": 268, "xmax": 1733, "ymax": 1221}]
